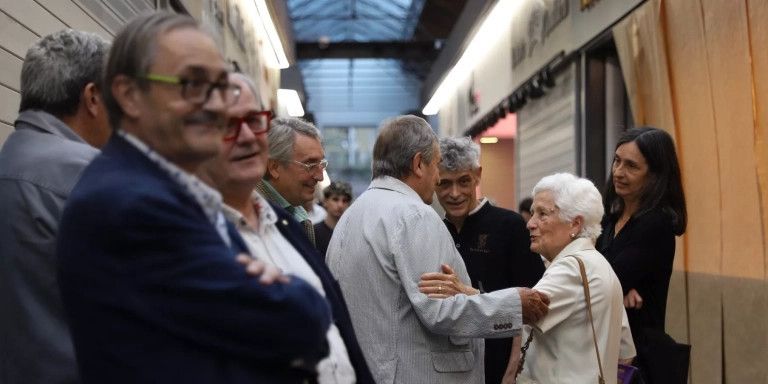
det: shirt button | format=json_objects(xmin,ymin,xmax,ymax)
[{"xmin": 456, "ymin": 243, "xmax": 461, "ymax": 248}]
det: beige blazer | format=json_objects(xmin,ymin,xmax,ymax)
[{"xmin": 521, "ymin": 238, "xmax": 636, "ymax": 384}]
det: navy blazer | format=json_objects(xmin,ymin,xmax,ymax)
[
  {"xmin": 268, "ymin": 202, "xmax": 375, "ymax": 384},
  {"xmin": 57, "ymin": 135, "xmax": 332, "ymax": 384}
]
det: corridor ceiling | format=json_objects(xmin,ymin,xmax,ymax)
[{"xmin": 286, "ymin": 0, "xmax": 467, "ymax": 123}]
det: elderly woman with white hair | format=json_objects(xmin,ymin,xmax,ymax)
[{"xmin": 509, "ymin": 172, "xmax": 636, "ymax": 384}]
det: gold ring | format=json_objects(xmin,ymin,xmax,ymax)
[{"xmin": 438, "ymin": 285, "xmax": 442, "ymax": 293}]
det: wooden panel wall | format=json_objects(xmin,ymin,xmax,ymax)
[{"xmin": 614, "ymin": 0, "xmax": 768, "ymax": 382}]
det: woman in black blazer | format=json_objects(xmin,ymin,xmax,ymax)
[{"xmin": 596, "ymin": 126, "xmax": 688, "ymax": 383}]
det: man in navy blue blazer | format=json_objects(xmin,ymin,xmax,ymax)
[
  {"xmin": 196, "ymin": 72, "xmax": 374, "ymax": 384},
  {"xmin": 56, "ymin": 12, "xmax": 331, "ymax": 384}
]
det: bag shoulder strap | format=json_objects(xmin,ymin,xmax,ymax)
[{"xmin": 568, "ymin": 255, "xmax": 606, "ymax": 384}]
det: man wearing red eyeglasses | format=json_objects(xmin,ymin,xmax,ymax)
[{"xmin": 197, "ymin": 72, "xmax": 374, "ymax": 384}]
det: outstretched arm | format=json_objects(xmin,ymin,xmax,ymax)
[
  {"xmin": 391, "ymin": 210, "xmax": 548, "ymax": 338},
  {"xmin": 418, "ymin": 264, "xmax": 549, "ymax": 324}
]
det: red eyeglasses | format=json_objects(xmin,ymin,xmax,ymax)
[{"xmin": 223, "ymin": 111, "xmax": 272, "ymax": 141}]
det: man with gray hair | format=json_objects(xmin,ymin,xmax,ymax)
[
  {"xmin": 326, "ymin": 115, "xmax": 550, "ymax": 383},
  {"xmin": 435, "ymin": 136, "xmax": 545, "ymax": 384},
  {"xmin": 0, "ymin": 29, "xmax": 110, "ymax": 384},
  {"xmin": 256, "ymin": 117, "xmax": 327, "ymax": 245}
]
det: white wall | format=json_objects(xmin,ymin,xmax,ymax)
[{"xmin": 434, "ymin": 0, "xmax": 643, "ymax": 137}]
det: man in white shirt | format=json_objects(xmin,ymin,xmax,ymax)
[
  {"xmin": 197, "ymin": 72, "xmax": 374, "ymax": 384},
  {"xmin": 326, "ymin": 115, "xmax": 551, "ymax": 383}
]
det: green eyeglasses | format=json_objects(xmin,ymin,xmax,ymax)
[{"xmin": 142, "ymin": 73, "xmax": 241, "ymax": 106}]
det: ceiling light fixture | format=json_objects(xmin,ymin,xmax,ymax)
[
  {"xmin": 277, "ymin": 89, "xmax": 305, "ymax": 117},
  {"xmin": 422, "ymin": 0, "xmax": 522, "ymax": 115},
  {"xmin": 254, "ymin": 0, "xmax": 289, "ymax": 69}
]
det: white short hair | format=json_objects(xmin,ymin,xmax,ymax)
[{"xmin": 532, "ymin": 173, "xmax": 604, "ymax": 242}]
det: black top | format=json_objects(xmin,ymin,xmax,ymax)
[
  {"xmin": 596, "ymin": 209, "xmax": 676, "ymax": 337},
  {"xmin": 313, "ymin": 220, "xmax": 334, "ymax": 258},
  {"xmin": 443, "ymin": 201, "xmax": 545, "ymax": 384}
]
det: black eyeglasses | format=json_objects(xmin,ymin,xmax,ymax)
[
  {"xmin": 289, "ymin": 159, "xmax": 329, "ymax": 173},
  {"xmin": 224, "ymin": 111, "xmax": 272, "ymax": 141},
  {"xmin": 143, "ymin": 73, "xmax": 241, "ymax": 106}
]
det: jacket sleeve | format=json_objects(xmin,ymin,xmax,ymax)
[
  {"xmin": 529, "ymin": 257, "xmax": 581, "ymax": 333},
  {"xmin": 619, "ymin": 308, "xmax": 637, "ymax": 359},
  {"xmin": 57, "ymin": 188, "xmax": 332, "ymax": 363},
  {"xmin": 389, "ymin": 209, "xmax": 523, "ymax": 339}
]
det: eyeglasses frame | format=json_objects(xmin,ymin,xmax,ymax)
[
  {"xmin": 142, "ymin": 73, "xmax": 241, "ymax": 106},
  {"xmin": 288, "ymin": 158, "xmax": 329, "ymax": 173},
  {"xmin": 223, "ymin": 110, "xmax": 273, "ymax": 141}
]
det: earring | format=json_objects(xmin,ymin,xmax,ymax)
[{"xmin": 570, "ymin": 233, "xmax": 575, "ymax": 238}]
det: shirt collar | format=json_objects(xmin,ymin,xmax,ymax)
[
  {"xmin": 369, "ymin": 176, "xmax": 423, "ymax": 202},
  {"xmin": 15, "ymin": 110, "xmax": 90, "ymax": 144},
  {"xmin": 469, "ymin": 197, "xmax": 489, "ymax": 215},
  {"xmin": 260, "ymin": 179, "xmax": 309, "ymax": 222},
  {"xmin": 117, "ymin": 130, "xmax": 223, "ymax": 226},
  {"xmin": 220, "ymin": 191, "xmax": 279, "ymax": 233},
  {"xmin": 441, "ymin": 197, "xmax": 488, "ymax": 222}
]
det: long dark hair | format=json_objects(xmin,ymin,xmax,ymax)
[{"xmin": 603, "ymin": 126, "xmax": 687, "ymax": 235}]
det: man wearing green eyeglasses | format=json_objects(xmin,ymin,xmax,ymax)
[
  {"xmin": 256, "ymin": 117, "xmax": 328, "ymax": 246},
  {"xmin": 56, "ymin": 12, "xmax": 332, "ymax": 384}
]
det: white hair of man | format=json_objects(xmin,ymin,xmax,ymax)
[
  {"xmin": 267, "ymin": 117, "xmax": 322, "ymax": 166},
  {"xmin": 372, "ymin": 115, "xmax": 438, "ymax": 180},
  {"xmin": 438, "ymin": 136, "xmax": 480, "ymax": 172},
  {"xmin": 532, "ymin": 172, "xmax": 604, "ymax": 242}
]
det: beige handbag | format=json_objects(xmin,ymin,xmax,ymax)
[{"xmin": 515, "ymin": 255, "xmax": 606, "ymax": 384}]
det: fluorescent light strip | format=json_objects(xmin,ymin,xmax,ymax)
[
  {"xmin": 278, "ymin": 89, "xmax": 305, "ymax": 117},
  {"xmin": 254, "ymin": 0, "xmax": 289, "ymax": 69},
  {"xmin": 479, "ymin": 137, "xmax": 499, "ymax": 144},
  {"xmin": 422, "ymin": 0, "xmax": 522, "ymax": 115}
]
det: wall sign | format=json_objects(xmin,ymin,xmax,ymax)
[{"xmin": 512, "ymin": 0, "xmax": 570, "ymax": 70}]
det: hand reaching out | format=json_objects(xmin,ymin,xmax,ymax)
[
  {"xmin": 418, "ymin": 264, "xmax": 480, "ymax": 298},
  {"xmin": 517, "ymin": 288, "xmax": 550, "ymax": 324}
]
